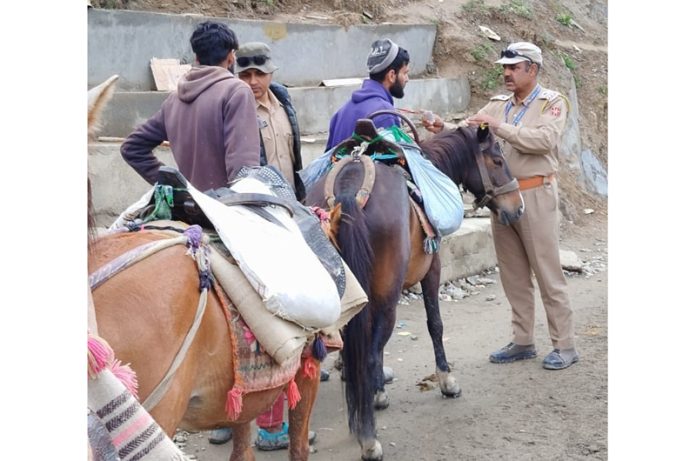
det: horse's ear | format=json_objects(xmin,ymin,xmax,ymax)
[
  {"xmin": 88, "ymin": 74, "xmax": 119, "ymax": 139},
  {"xmin": 476, "ymin": 123, "xmax": 489, "ymax": 143}
]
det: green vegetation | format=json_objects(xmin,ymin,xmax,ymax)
[
  {"xmin": 499, "ymin": 0, "xmax": 534, "ymax": 19},
  {"xmin": 471, "ymin": 43, "xmax": 494, "ymax": 62},
  {"xmin": 481, "ymin": 66, "xmax": 504, "ymax": 92},
  {"xmin": 556, "ymin": 13, "xmax": 573, "ymax": 26},
  {"xmin": 561, "ymin": 53, "xmax": 576, "ymax": 71},
  {"xmin": 461, "ymin": 0, "xmax": 488, "ymax": 14},
  {"xmin": 598, "ymin": 85, "xmax": 608, "ymax": 96}
]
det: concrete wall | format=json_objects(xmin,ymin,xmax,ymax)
[
  {"xmin": 439, "ymin": 219, "xmax": 496, "ymax": 282},
  {"xmin": 96, "ymin": 77, "xmax": 470, "ymax": 138},
  {"xmin": 88, "ymin": 9, "xmax": 437, "ymax": 90}
]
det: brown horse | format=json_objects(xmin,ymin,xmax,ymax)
[
  {"xmin": 305, "ymin": 116, "xmax": 524, "ymax": 460},
  {"xmin": 88, "ymin": 77, "xmax": 319, "ymax": 461}
]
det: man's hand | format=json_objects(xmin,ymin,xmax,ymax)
[
  {"xmin": 466, "ymin": 113, "xmax": 501, "ymax": 132},
  {"xmin": 421, "ymin": 112, "xmax": 445, "ymax": 134}
]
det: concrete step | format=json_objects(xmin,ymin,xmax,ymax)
[
  {"xmin": 300, "ymin": 134, "xmax": 329, "ymax": 165},
  {"xmin": 89, "ymin": 9, "xmax": 436, "ymax": 91},
  {"xmin": 97, "ymin": 77, "xmax": 470, "ymax": 139}
]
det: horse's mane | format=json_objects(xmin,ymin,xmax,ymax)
[{"xmin": 419, "ymin": 127, "xmax": 476, "ymax": 186}]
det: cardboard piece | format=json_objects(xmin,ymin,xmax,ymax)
[{"xmin": 150, "ymin": 58, "xmax": 191, "ymax": 91}]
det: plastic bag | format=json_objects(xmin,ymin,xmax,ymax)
[{"xmin": 383, "ymin": 126, "xmax": 464, "ymax": 236}]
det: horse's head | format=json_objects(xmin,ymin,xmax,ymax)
[{"xmin": 462, "ymin": 124, "xmax": 524, "ymax": 225}]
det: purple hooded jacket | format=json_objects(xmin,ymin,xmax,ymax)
[
  {"xmin": 121, "ymin": 66, "xmax": 260, "ymax": 191},
  {"xmin": 325, "ymin": 79, "xmax": 402, "ymax": 150}
]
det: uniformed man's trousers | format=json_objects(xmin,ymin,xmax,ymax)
[{"xmin": 491, "ymin": 178, "xmax": 576, "ymax": 350}]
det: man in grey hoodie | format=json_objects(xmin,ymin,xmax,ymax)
[{"xmin": 121, "ymin": 21, "xmax": 260, "ymax": 191}]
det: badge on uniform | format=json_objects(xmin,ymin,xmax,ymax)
[{"xmin": 550, "ymin": 106, "xmax": 561, "ymax": 117}]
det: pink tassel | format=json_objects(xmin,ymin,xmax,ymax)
[
  {"xmin": 88, "ymin": 334, "xmax": 114, "ymax": 378},
  {"xmin": 225, "ymin": 386, "xmax": 244, "ymax": 420},
  {"xmin": 303, "ymin": 358, "xmax": 318, "ymax": 380},
  {"xmin": 108, "ymin": 359, "xmax": 139, "ymax": 398},
  {"xmin": 287, "ymin": 379, "xmax": 301, "ymax": 410}
]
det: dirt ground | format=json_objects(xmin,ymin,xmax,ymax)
[{"xmin": 173, "ymin": 213, "xmax": 607, "ymax": 461}]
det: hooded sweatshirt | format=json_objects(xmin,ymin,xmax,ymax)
[
  {"xmin": 121, "ymin": 66, "xmax": 260, "ymax": 191},
  {"xmin": 325, "ymin": 78, "xmax": 402, "ymax": 150}
]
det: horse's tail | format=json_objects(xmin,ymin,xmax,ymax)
[{"xmin": 332, "ymin": 193, "xmax": 375, "ymax": 438}]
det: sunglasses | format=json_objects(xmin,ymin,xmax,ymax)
[
  {"xmin": 236, "ymin": 55, "xmax": 269, "ymax": 67},
  {"xmin": 500, "ymin": 49, "xmax": 534, "ymax": 63}
]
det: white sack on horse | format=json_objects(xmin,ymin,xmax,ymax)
[{"xmin": 111, "ymin": 178, "xmax": 342, "ymax": 330}]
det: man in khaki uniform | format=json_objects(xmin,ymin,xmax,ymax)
[
  {"xmin": 423, "ymin": 42, "xmax": 578, "ymax": 370},
  {"xmin": 236, "ymin": 41, "xmax": 306, "ymax": 201}
]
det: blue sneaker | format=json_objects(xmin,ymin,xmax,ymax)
[
  {"xmin": 542, "ymin": 348, "xmax": 579, "ymax": 370},
  {"xmin": 489, "ymin": 342, "xmax": 537, "ymax": 363},
  {"xmin": 256, "ymin": 422, "xmax": 290, "ymax": 451},
  {"xmin": 255, "ymin": 422, "xmax": 317, "ymax": 451}
]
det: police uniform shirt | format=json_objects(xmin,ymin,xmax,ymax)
[
  {"xmin": 256, "ymin": 89, "xmax": 296, "ymax": 189},
  {"xmin": 478, "ymin": 85, "xmax": 570, "ymax": 179}
]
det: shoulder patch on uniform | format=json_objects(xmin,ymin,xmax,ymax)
[
  {"xmin": 540, "ymin": 92, "xmax": 571, "ymax": 115},
  {"xmin": 539, "ymin": 89, "xmax": 561, "ymax": 100},
  {"xmin": 490, "ymin": 94, "xmax": 511, "ymax": 101}
]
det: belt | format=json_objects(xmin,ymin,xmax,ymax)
[{"xmin": 518, "ymin": 173, "xmax": 555, "ymax": 191}]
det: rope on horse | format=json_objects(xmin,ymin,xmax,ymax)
[
  {"xmin": 89, "ymin": 234, "xmax": 189, "ymax": 290},
  {"xmin": 141, "ymin": 226, "xmax": 212, "ymax": 411},
  {"xmin": 90, "ymin": 226, "xmax": 214, "ymax": 412}
]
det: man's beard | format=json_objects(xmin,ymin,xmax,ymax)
[{"xmin": 389, "ymin": 78, "xmax": 405, "ymax": 99}]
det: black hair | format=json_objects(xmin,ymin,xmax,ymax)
[
  {"xmin": 369, "ymin": 47, "xmax": 410, "ymax": 82},
  {"xmin": 190, "ymin": 21, "xmax": 239, "ymax": 66}
]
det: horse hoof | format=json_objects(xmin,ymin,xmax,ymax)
[
  {"xmin": 361, "ymin": 439, "xmax": 383, "ymax": 461},
  {"xmin": 441, "ymin": 386, "xmax": 462, "ymax": 398},
  {"xmin": 437, "ymin": 370, "xmax": 462, "ymax": 398},
  {"xmin": 374, "ymin": 390, "xmax": 390, "ymax": 410}
]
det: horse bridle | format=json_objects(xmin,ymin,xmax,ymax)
[
  {"xmin": 471, "ymin": 135, "xmax": 519, "ymax": 210},
  {"xmin": 363, "ymin": 110, "xmax": 519, "ymax": 210}
]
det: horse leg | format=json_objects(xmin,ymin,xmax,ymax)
[
  {"xmin": 370, "ymin": 296, "xmax": 399, "ymax": 411},
  {"xmin": 229, "ymin": 422, "xmax": 253, "ymax": 461},
  {"xmin": 421, "ymin": 256, "xmax": 462, "ymax": 398},
  {"xmin": 288, "ymin": 356, "xmax": 321, "ymax": 461}
]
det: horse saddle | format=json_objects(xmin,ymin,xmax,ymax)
[
  {"xmin": 152, "ymin": 166, "xmax": 294, "ymax": 229},
  {"xmin": 332, "ymin": 119, "xmax": 405, "ymax": 161}
]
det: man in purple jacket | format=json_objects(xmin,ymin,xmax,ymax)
[
  {"xmin": 325, "ymin": 38, "xmax": 410, "ymax": 150},
  {"xmin": 121, "ymin": 21, "xmax": 260, "ymax": 192}
]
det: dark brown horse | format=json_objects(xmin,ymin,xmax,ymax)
[
  {"xmin": 88, "ymin": 76, "xmax": 320, "ymax": 461},
  {"xmin": 305, "ymin": 116, "xmax": 524, "ymax": 460}
]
